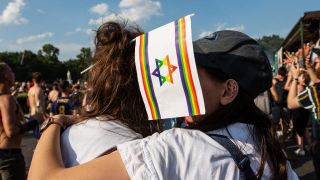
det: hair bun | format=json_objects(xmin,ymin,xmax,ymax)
[{"xmin": 96, "ymin": 22, "xmax": 122, "ymax": 46}]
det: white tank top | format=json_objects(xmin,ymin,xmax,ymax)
[{"xmin": 61, "ymin": 118, "xmax": 142, "ymax": 167}]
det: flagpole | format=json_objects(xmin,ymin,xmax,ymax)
[
  {"xmin": 80, "ymin": 64, "xmax": 95, "ymax": 74},
  {"xmin": 20, "ymin": 50, "xmax": 25, "ymax": 65}
]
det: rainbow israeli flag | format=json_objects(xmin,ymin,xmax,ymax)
[{"xmin": 135, "ymin": 14, "xmax": 205, "ymax": 120}]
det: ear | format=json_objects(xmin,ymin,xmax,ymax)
[{"xmin": 220, "ymin": 79, "xmax": 239, "ymax": 105}]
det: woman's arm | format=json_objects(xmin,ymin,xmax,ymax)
[
  {"xmin": 28, "ymin": 116, "xmax": 130, "ymax": 180},
  {"xmin": 287, "ymin": 65, "xmax": 301, "ymax": 109},
  {"xmin": 284, "ymin": 71, "xmax": 292, "ymax": 91},
  {"xmin": 305, "ymin": 56, "xmax": 320, "ymax": 83},
  {"xmin": 269, "ymin": 78, "xmax": 279, "ymax": 103}
]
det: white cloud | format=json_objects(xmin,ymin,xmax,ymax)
[
  {"xmin": 66, "ymin": 27, "xmax": 94, "ymax": 36},
  {"xmin": 198, "ymin": 23, "xmax": 245, "ymax": 39},
  {"xmin": 37, "ymin": 9, "xmax": 45, "ymax": 14},
  {"xmin": 119, "ymin": 0, "xmax": 141, "ymax": 8},
  {"xmin": 56, "ymin": 43, "xmax": 83, "ymax": 52},
  {"xmin": 16, "ymin": 32, "xmax": 54, "ymax": 44},
  {"xmin": 198, "ymin": 31, "xmax": 213, "ymax": 39},
  {"xmin": 66, "ymin": 27, "xmax": 81, "ymax": 35},
  {"xmin": 89, "ymin": 3, "xmax": 108, "ymax": 16},
  {"xmin": 0, "ymin": 0, "xmax": 28, "ymax": 25},
  {"xmin": 88, "ymin": 0, "xmax": 161, "ymax": 26},
  {"xmin": 75, "ymin": 27, "xmax": 82, "ymax": 32},
  {"xmin": 55, "ymin": 43, "xmax": 87, "ymax": 60},
  {"xmin": 89, "ymin": 18, "xmax": 102, "ymax": 26},
  {"xmin": 118, "ymin": 0, "xmax": 161, "ymax": 22},
  {"xmin": 85, "ymin": 29, "xmax": 94, "ymax": 35},
  {"xmin": 215, "ymin": 23, "xmax": 245, "ymax": 32}
]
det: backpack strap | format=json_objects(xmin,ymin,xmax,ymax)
[{"xmin": 207, "ymin": 133, "xmax": 257, "ymax": 180}]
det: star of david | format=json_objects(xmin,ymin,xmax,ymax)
[{"xmin": 152, "ymin": 55, "xmax": 177, "ymax": 86}]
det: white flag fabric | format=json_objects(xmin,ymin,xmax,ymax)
[{"xmin": 135, "ymin": 14, "xmax": 205, "ymax": 120}]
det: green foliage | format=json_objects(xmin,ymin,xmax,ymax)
[
  {"xmin": 257, "ymin": 35, "xmax": 284, "ymax": 65},
  {"xmin": 0, "ymin": 44, "xmax": 92, "ymax": 83},
  {"xmin": 38, "ymin": 44, "xmax": 60, "ymax": 64},
  {"xmin": 257, "ymin": 35, "xmax": 284, "ymax": 53},
  {"xmin": 64, "ymin": 47, "xmax": 92, "ymax": 81}
]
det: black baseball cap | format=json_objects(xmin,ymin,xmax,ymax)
[{"xmin": 193, "ymin": 30, "xmax": 272, "ymax": 98}]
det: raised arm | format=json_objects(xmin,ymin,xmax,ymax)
[
  {"xmin": 284, "ymin": 71, "xmax": 292, "ymax": 91},
  {"xmin": 28, "ymin": 115, "xmax": 129, "ymax": 180},
  {"xmin": 305, "ymin": 57, "xmax": 320, "ymax": 84},
  {"xmin": 287, "ymin": 64, "xmax": 301, "ymax": 109},
  {"xmin": 269, "ymin": 78, "xmax": 279, "ymax": 103}
]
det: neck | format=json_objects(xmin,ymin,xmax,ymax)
[
  {"xmin": 33, "ymin": 82, "xmax": 40, "ymax": 87},
  {"xmin": 0, "ymin": 83, "xmax": 11, "ymax": 94}
]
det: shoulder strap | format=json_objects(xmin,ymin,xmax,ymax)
[{"xmin": 207, "ymin": 133, "xmax": 256, "ymax": 180}]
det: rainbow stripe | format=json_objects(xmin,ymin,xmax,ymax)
[
  {"xmin": 175, "ymin": 17, "xmax": 201, "ymax": 115},
  {"xmin": 139, "ymin": 33, "xmax": 161, "ymax": 119}
]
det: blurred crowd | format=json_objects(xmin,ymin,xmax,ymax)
[
  {"xmin": 255, "ymin": 38, "xmax": 320, "ymax": 178},
  {"xmin": 11, "ymin": 78, "xmax": 87, "ymax": 117}
]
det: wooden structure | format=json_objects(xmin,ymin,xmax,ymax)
[{"xmin": 275, "ymin": 11, "xmax": 320, "ymax": 68}]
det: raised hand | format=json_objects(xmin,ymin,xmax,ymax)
[{"xmin": 290, "ymin": 62, "xmax": 300, "ymax": 78}]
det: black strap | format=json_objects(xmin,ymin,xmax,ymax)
[{"xmin": 207, "ymin": 133, "xmax": 256, "ymax": 180}]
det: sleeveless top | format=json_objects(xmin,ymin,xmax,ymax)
[{"xmin": 61, "ymin": 118, "xmax": 143, "ymax": 167}]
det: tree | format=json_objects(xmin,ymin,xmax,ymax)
[
  {"xmin": 38, "ymin": 44, "xmax": 60, "ymax": 63},
  {"xmin": 257, "ymin": 35, "xmax": 284, "ymax": 65},
  {"xmin": 257, "ymin": 35, "xmax": 284, "ymax": 52},
  {"xmin": 77, "ymin": 47, "xmax": 91, "ymax": 65},
  {"xmin": 64, "ymin": 47, "xmax": 92, "ymax": 82},
  {"xmin": 0, "ymin": 45, "xmax": 93, "ymax": 83}
]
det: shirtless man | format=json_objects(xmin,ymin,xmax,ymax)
[
  {"xmin": 0, "ymin": 63, "xmax": 41, "ymax": 180},
  {"xmin": 47, "ymin": 82, "xmax": 60, "ymax": 112},
  {"xmin": 28, "ymin": 72, "xmax": 46, "ymax": 117}
]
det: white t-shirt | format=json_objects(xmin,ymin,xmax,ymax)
[
  {"xmin": 61, "ymin": 118, "xmax": 142, "ymax": 167},
  {"xmin": 117, "ymin": 123, "xmax": 298, "ymax": 180}
]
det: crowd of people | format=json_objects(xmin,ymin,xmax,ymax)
[
  {"xmin": 11, "ymin": 76, "xmax": 85, "ymax": 117},
  {"xmin": 0, "ymin": 66, "xmax": 88, "ymax": 179},
  {"xmin": 255, "ymin": 39, "xmax": 320, "ymax": 178},
  {"xmin": 0, "ymin": 20, "xmax": 319, "ymax": 179}
]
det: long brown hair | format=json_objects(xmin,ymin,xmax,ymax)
[
  {"xmin": 190, "ymin": 67, "xmax": 288, "ymax": 179},
  {"xmin": 0, "ymin": 62, "xmax": 9, "ymax": 83},
  {"xmin": 78, "ymin": 21, "xmax": 155, "ymax": 137}
]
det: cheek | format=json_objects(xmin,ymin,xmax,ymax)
[
  {"xmin": 198, "ymin": 73, "xmax": 221, "ymax": 116},
  {"xmin": 196, "ymin": 67, "xmax": 225, "ymax": 124}
]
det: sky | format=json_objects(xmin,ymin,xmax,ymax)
[{"xmin": 0, "ymin": 0, "xmax": 319, "ymax": 61}]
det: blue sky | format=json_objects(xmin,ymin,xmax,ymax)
[{"xmin": 0, "ymin": 0, "xmax": 319, "ymax": 60}]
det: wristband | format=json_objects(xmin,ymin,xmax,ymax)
[
  {"xmin": 50, "ymin": 121, "xmax": 64, "ymax": 128},
  {"xmin": 40, "ymin": 118, "xmax": 65, "ymax": 133}
]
